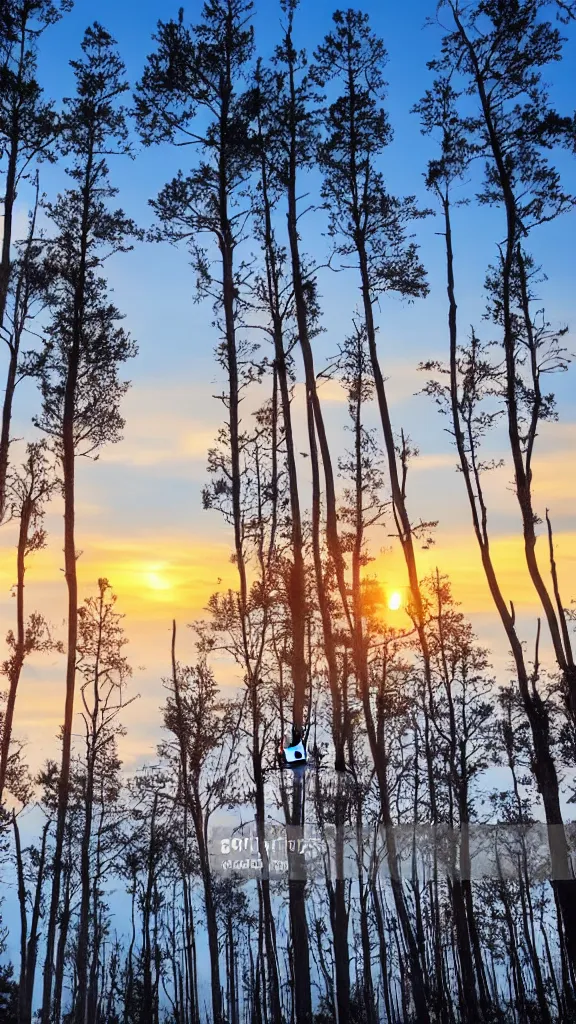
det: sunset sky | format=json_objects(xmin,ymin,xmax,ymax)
[{"xmin": 1, "ymin": 0, "xmax": 575, "ymax": 778}]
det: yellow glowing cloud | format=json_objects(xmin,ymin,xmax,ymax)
[
  {"xmin": 78, "ymin": 537, "xmax": 238, "ymax": 618},
  {"xmin": 0, "ymin": 413, "xmax": 573, "ymax": 776},
  {"xmin": 0, "ymin": 528, "xmax": 239, "ymax": 622},
  {"xmin": 373, "ymin": 529, "xmax": 576, "ymax": 615},
  {"xmin": 2, "ymin": 523, "xmax": 575, "ymax": 777},
  {"xmin": 2, "ymin": 518, "xmax": 575, "ymax": 624}
]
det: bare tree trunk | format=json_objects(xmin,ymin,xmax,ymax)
[
  {"xmin": 315, "ymin": 761, "xmax": 351, "ymax": 1024},
  {"xmin": 0, "ymin": 349, "xmax": 18, "ymax": 524},
  {"xmin": 142, "ymin": 793, "xmax": 158, "ymax": 1024},
  {"xmin": 42, "ymin": 143, "xmax": 93, "ymax": 1024},
  {"xmin": 358, "ymin": 679, "xmax": 431, "ymax": 1023},
  {"xmin": 371, "ymin": 882, "xmax": 395, "ymax": 1024},
  {"xmin": 227, "ymin": 915, "xmax": 239, "ymax": 1024},
  {"xmin": 252, "ymin": 910, "xmax": 264, "ymax": 1024},
  {"xmin": 253, "ymin": 745, "xmax": 282, "ymax": 1023},
  {"xmin": 357, "ymin": 855, "xmax": 376, "ymax": 1023},
  {"xmin": 517, "ymin": 855, "xmax": 551, "ymax": 1024},
  {"xmin": 170, "ymin": 633, "xmax": 223, "ymax": 1024},
  {"xmin": 432, "ymin": 577, "xmax": 484, "ymax": 1022},
  {"xmin": 87, "ymin": 804, "xmax": 106, "ymax": 1024},
  {"xmin": 75, "ymin": 760, "xmax": 94, "ymax": 1018},
  {"xmin": 75, "ymin": 584, "xmax": 107, "ymax": 1024},
  {"xmin": 182, "ymin": 854, "xmax": 200, "ymax": 1024},
  {"xmin": 43, "ymin": 358, "xmax": 79, "ymax": 1024},
  {"xmin": 123, "ymin": 875, "xmax": 137, "ymax": 1024},
  {"xmin": 288, "ymin": 881, "xmax": 312, "ymax": 1023},
  {"xmin": 53, "ymin": 861, "xmax": 72, "ymax": 1024},
  {"xmin": 255, "ymin": 87, "xmax": 308, "ymax": 736},
  {"xmin": 331, "ymin": 824, "xmax": 351, "ymax": 1024},
  {"xmin": 282, "ymin": 11, "xmax": 347, "ymax": 759},
  {"xmin": 280, "ymin": 771, "xmax": 313, "ymax": 1024},
  {"xmin": 0, "ymin": 137, "xmax": 17, "ymax": 327},
  {"xmin": 23, "ymin": 820, "xmax": 49, "ymax": 1024},
  {"xmin": 196, "ymin": 815, "xmax": 222, "ymax": 1024},
  {"xmin": 13, "ymin": 813, "xmax": 28, "ymax": 1024},
  {"xmin": 0, "ymin": 14, "xmax": 24, "ymax": 521},
  {"xmin": 0, "ymin": 498, "xmax": 29, "ymax": 801},
  {"xmin": 0, "ymin": 172, "xmax": 41, "ymax": 524},
  {"xmin": 438, "ymin": 182, "xmax": 576, "ymax": 970}
]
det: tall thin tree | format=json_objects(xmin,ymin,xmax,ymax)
[
  {"xmin": 0, "ymin": 440, "xmax": 59, "ymax": 806},
  {"xmin": 0, "ymin": 0, "xmax": 71, "ymax": 521},
  {"xmin": 35, "ymin": 24, "xmax": 137, "ymax": 1020}
]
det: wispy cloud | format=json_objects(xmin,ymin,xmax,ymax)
[
  {"xmin": 406, "ymin": 453, "xmax": 457, "ymax": 471},
  {"xmin": 99, "ymin": 382, "xmax": 220, "ymax": 469}
]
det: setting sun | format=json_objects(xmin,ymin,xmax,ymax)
[
  {"xmin": 146, "ymin": 569, "xmax": 171, "ymax": 592},
  {"xmin": 388, "ymin": 590, "xmax": 402, "ymax": 612}
]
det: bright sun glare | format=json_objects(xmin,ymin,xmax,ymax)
[
  {"xmin": 388, "ymin": 590, "xmax": 402, "ymax": 612},
  {"xmin": 146, "ymin": 570, "xmax": 171, "ymax": 592}
]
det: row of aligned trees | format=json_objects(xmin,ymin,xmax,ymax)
[{"xmin": 1, "ymin": 0, "xmax": 576, "ymax": 1021}]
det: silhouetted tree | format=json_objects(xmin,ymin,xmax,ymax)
[
  {"xmin": 0, "ymin": 441, "xmax": 60, "ymax": 806},
  {"xmin": 73, "ymin": 578, "xmax": 133, "ymax": 1024},
  {"xmin": 34, "ymin": 24, "xmax": 137, "ymax": 1021},
  {"xmin": 0, "ymin": 0, "xmax": 71, "ymax": 520},
  {"xmin": 272, "ymin": 0, "xmax": 348, "ymax": 765},
  {"xmin": 13, "ymin": 810, "xmax": 50, "ymax": 1024},
  {"xmin": 312, "ymin": 7, "xmax": 431, "ymax": 689},
  {"xmin": 161, "ymin": 632, "xmax": 241, "ymax": 1024},
  {"xmin": 419, "ymin": 0, "xmax": 576, "ymax": 972}
]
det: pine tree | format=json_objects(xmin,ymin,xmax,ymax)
[
  {"xmin": 419, "ymin": 0, "xmax": 576, "ymax": 972},
  {"xmin": 311, "ymin": 13, "xmax": 432, "ymax": 1019},
  {"xmin": 34, "ymin": 24, "xmax": 137, "ymax": 1021},
  {"xmin": 0, "ymin": 0, "xmax": 71, "ymax": 520},
  {"xmin": 74, "ymin": 578, "xmax": 133, "ymax": 1024}
]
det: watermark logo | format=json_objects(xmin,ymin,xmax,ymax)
[{"xmin": 208, "ymin": 823, "xmax": 576, "ymax": 880}]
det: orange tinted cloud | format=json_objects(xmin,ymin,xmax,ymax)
[
  {"xmin": 1, "ymin": 415, "xmax": 574, "ymax": 775},
  {"xmin": 0, "ymin": 529, "xmax": 244, "ymax": 775},
  {"xmin": 372, "ymin": 529, "xmax": 576, "ymax": 616}
]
